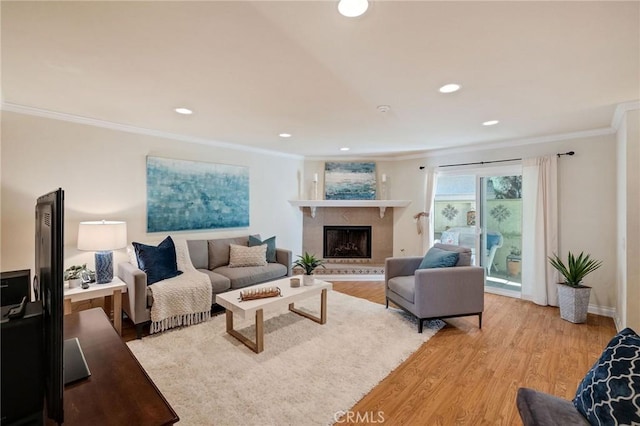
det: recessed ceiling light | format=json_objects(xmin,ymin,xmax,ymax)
[
  {"xmin": 340, "ymin": 147, "xmax": 350, "ymax": 151},
  {"xmin": 439, "ymin": 84, "xmax": 461, "ymax": 93},
  {"xmin": 377, "ymin": 105, "xmax": 391, "ymax": 113},
  {"xmin": 338, "ymin": 0, "xmax": 369, "ymax": 17},
  {"xmin": 174, "ymin": 107, "xmax": 193, "ymax": 115},
  {"xmin": 279, "ymin": 133, "xmax": 292, "ymax": 138},
  {"xmin": 482, "ymin": 120, "xmax": 499, "ymax": 126}
]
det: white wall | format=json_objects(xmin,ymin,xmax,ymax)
[
  {"xmin": 617, "ymin": 109, "xmax": 640, "ymax": 330},
  {"xmin": 384, "ymin": 133, "xmax": 618, "ymax": 312},
  {"xmin": 1, "ymin": 112, "xmax": 304, "ymax": 275}
]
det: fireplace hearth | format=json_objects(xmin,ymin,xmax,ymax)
[{"xmin": 323, "ymin": 226, "xmax": 372, "ymax": 259}]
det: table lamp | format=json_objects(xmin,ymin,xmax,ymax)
[{"xmin": 77, "ymin": 220, "xmax": 127, "ymax": 284}]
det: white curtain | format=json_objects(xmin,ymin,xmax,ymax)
[
  {"xmin": 521, "ymin": 156, "xmax": 559, "ymax": 306},
  {"xmin": 421, "ymin": 168, "xmax": 438, "ymax": 253}
]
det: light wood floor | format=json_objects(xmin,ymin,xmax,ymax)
[
  {"xmin": 331, "ymin": 281, "xmax": 616, "ymax": 425},
  {"xmin": 109, "ymin": 281, "xmax": 617, "ymax": 425}
]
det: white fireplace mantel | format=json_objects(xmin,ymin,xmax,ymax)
[{"xmin": 288, "ymin": 199, "xmax": 411, "ymax": 218}]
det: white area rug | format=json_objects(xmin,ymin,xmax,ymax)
[{"xmin": 127, "ymin": 290, "xmax": 443, "ymax": 425}]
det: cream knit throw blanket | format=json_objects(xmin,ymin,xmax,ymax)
[{"xmin": 148, "ymin": 238, "xmax": 212, "ymax": 334}]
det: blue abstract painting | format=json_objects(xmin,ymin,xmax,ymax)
[
  {"xmin": 324, "ymin": 162, "xmax": 376, "ymax": 200},
  {"xmin": 146, "ymin": 156, "xmax": 249, "ymax": 232}
]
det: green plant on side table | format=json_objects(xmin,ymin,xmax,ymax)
[
  {"xmin": 293, "ymin": 252, "xmax": 326, "ymax": 286},
  {"xmin": 548, "ymin": 251, "xmax": 602, "ymax": 324},
  {"xmin": 64, "ymin": 264, "xmax": 87, "ymax": 289}
]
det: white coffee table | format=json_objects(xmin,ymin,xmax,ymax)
[{"xmin": 215, "ymin": 277, "xmax": 332, "ymax": 353}]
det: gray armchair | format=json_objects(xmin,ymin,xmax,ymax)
[{"xmin": 385, "ymin": 243, "xmax": 485, "ymax": 333}]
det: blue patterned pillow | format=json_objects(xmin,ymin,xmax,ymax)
[
  {"xmin": 133, "ymin": 236, "xmax": 183, "ymax": 285},
  {"xmin": 418, "ymin": 247, "xmax": 459, "ymax": 269},
  {"xmin": 573, "ymin": 327, "xmax": 640, "ymax": 425}
]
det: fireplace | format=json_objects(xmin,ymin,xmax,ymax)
[{"xmin": 323, "ymin": 226, "xmax": 372, "ymax": 259}]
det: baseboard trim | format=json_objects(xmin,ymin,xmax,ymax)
[{"xmin": 588, "ymin": 304, "xmax": 616, "ymax": 319}]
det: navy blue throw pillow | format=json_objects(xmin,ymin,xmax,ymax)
[
  {"xmin": 248, "ymin": 235, "xmax": 277, "ymax": 263},
  {"xmin": 418, "ymin": 247, "xmax": 459, "ymax": 269},
  {"xmin": 573, "ymin": 327, "xmax": 640, "ymax": 425},
  {"xmin": 132, "ymin": 236, "xmax": 183, "ymax": 285}
]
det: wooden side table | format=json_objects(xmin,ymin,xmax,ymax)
[{"xmin": 64, "ymin": 277, "xmax": 126, "ymax": 335}]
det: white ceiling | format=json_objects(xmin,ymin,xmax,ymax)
[{"xmin": 2, "ymin": 1, "xmax": 639, "ymax": 158}]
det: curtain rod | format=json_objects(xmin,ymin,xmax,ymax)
[{"xmin": 417, "ymin": 151, "xmax": 575, "ymax": 169}]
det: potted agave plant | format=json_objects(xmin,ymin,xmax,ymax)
[
  {"xmin": 293, "ymin": 252, "xmax": 325, "ymax": 286},
  {"xmin": 548, "ymin": 251, "xmax": 602, "ymax": 323}
]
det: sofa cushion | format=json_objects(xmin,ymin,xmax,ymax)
[
  {"xmin": 387, "ymin": 276, "xmax": 415, "ymax": 303},
  {"xmin": 186, "ymin": 240, "xmax": 209, "ymax": 270},
  {"xmin": 229, "ymin": 244, "xmax": 268, "ymax": 267},
  {"xmin": 132, "ymin": 236, "xmax": 183, "ymax": 285},
  {"xmin": 195, "ymin": 269, "xmax": 231, "ymax": 294},
  {"xmin": 208, "ymin": 236, "xmax": 250, "ymax": 269},
  {"xmin": 433, "ymin": 243, "xmax": 472, "ymax": 266},
  {"xmin": 214, "ymin": 263, "xmax": 287, "ymax": 289},
  {"xmin": 418, "ymin": 247, "xmax": 459, "ymax": 269},
  {"xmin": 573, "ymin": 327, "xmax": 640, "ymax": 425},
  {"xmin": 249, "ymin": 235, "xmax": 277, "ymax": 263},
  {"xmin": 517, "ymin": 388, "xmax": 589, "ymax": 426}
]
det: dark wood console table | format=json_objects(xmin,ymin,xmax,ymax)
[{"xmin": 50, "ymin": 308, "xmax": 178, "ymax": 425}]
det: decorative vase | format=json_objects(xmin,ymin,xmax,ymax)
[
  {"xmin": 557, "ymin": 283, "xmax": 591, "ymax": 323},
  {"xmin": 68, "ymin": 278, "xmax": 82, "ymax": 289},
  {"xmin": 303, "ymin": 275, "xmax": 315, "ymax": 286}
]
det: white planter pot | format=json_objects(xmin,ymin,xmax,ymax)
[
  {"xmin": 68, "ymin": 278, "xmax": 82, "ymax": 289},
  {"xmin": 303, "ymin": 275, "xmax": 315, "ymax": 286},
  {"xmin": 557, "ymin": 283, "xmax": 591, "ymax": 323}
]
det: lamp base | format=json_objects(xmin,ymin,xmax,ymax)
[{"xmin": 95, "ymin": 251, "xmax": 114, "ymax": 284}]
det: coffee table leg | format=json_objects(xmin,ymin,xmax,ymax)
[
  {"xmin": 225, "ymin": 309, "xmax": 264, "ymax": 354},
  {"xmin": 289, "ymin": 289, "xmax": 328, "ymax": 325}
]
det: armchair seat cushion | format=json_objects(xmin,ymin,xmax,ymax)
[
  {"xmin": 517, "ymin": 388, "xmax": 589, "ymax": 426},
  {"xmin": 387, "ymin": 276, "xmax": 415, "ymax": 303}
]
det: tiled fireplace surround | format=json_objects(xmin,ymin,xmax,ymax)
[{"xmin": 302, "ymin": 207, "xmax": 393, "ymax": 266}]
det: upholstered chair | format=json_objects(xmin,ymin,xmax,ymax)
[{"xmin": 385, "ymin": 243, "xmax": 485, "ymax": 332}]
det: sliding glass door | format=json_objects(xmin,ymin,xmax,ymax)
[{"xmin": 434, "ymin": 166, "xmax": 522, "ymax": 297}]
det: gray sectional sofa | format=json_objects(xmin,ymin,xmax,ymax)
[{"xmin": 119, "ymin": 235, "xmax": 292, "ymax": 338}]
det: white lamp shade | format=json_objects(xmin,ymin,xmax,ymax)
[{"xmin": 77, "ymin": 221, "xmax": 127, "ymax": 251}]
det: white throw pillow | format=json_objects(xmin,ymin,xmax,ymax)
[
  {"xmin": 440, "ymin": 231, "xmax": 460, "ymax": 245},
  {"xmin": 127, "ymin": 245, "xmax": 138, "ymax": 267},
  {"xmin": 228, "ymin": 244, "xmax": 267, "ymax": 267}
]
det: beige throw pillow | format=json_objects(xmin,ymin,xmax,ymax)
[{"xmin": 228, "ymin": 244, "xmax": 267, "ymax": 268}]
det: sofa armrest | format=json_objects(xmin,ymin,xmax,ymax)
[
  {"xmin": 275, "ymin": 248, "xmax": 293, "ymax": 276},
  {"xmin": 117, "ymin": 262, "xmax": 149, "ymax": 325},
  {"xmin": 413, "ymin": 266, "xmax": 485, "ymax": 318},
  {"xmin": 385, "ymin": 257, "xmax": 423, "ymax": 283}
]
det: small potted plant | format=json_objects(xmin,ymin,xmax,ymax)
[
  {"xmin": 64, "ymin": 264, "xmax": 87, "ymax": 289},
  {"xmin": 507, "ymin": 246, "xmax": 521, "ymax": 277},
  {"xmin": 293, "ymin": 252, "xmax": 325, "ymax": 286},
  {"xmin": 548, "ymin": 251, "xmax": 602, "ymax": 323}
]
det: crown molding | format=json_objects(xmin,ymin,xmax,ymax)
[
  {"xmin": 611, "ymin": 100, "xmax": 640, "ymax": 131},
  {"xmin": 417, "ymin": 127, "xmax": 616, "ymax": 159},
  {"xmin": 4, "ymin": 100, "xmax": 636, "ymax": 162},
  {"xmin": 1, "ymin": 102, "xmax": 304, "ymax": 160}
]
